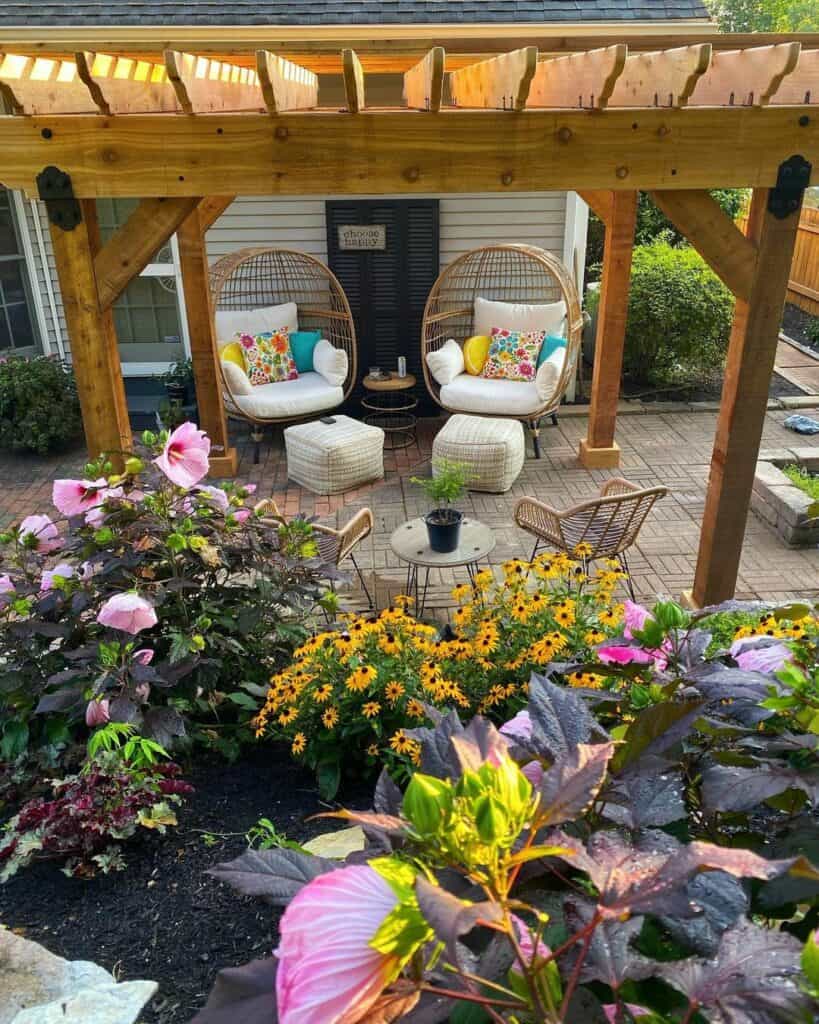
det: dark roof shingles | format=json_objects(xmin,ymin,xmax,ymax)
[{"xmin": 0, "ymin": 0, "xmax": 711, "ymax": 28}]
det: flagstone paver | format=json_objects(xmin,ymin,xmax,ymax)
[{"xmin": 1, "ymin": 406, "xmax": 818, "ymax": 618}]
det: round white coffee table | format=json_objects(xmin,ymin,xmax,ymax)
[{"xmin": 390, "ymin": 516, "xmax": 496, "ymax": 616}]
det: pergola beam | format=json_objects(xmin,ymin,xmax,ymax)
[
  {"xmin": 579, "ymin": 190, "xmax": 638, "ymax": 470},
  {"xmin": 256, "ymin": 50, "xmax": 318, "ymax": 113},
  {"xmin": 49, "ymin": 199, "xmax": 132, "ymax": 464},
  {"xmin": 176, "ymin": 205, "xmax": 237, "ymax": 478},
  {"xmin": 691, "ymin": 185, "xmax": 805, "ymax": 605},
  {"xmin": 607, "ymin": 43, "xmax": 711, "ymax": 107},
  {"xmin": 690, "ymin": 42, "xmax": 801, "ymax": 107},
  {"xmin": 342, "ymin": 49, "xmax": 365, "ymax": 113},
  {"xmin": 403, "ymin": 47, "xmax": 445, "ymax": 112},
  {"xmin": 647, "ymin": 190, "xmax": 758, "ymax": 301},
  {"xmin": 528, "ymin": 45, "xmax": 627, "ymax": 109},
  {"xmin": 94, "ymin": 196, "xmax": 202, "ymax": 311},
  {"xmin": 1, "ymin": 108, "xmax": 816, "ymax": 198},
  {"xmin": 198, "ymin": 195, "xmax": 236, "ymax": 231},
  {"xmin": 576, "ymin": 189, "xmax": 614, "ymax": 225},
  {"xmin": 164, "ymin": 50, "xmax": 264, "ymax": 114},
  {"xmin": 449, "ymin": 47, "xmax": 537, "ymax": 110}
]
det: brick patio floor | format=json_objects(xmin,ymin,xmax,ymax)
[{"xmin": 2, "ymin": 405, "xmax": 818, "ymax": 618}]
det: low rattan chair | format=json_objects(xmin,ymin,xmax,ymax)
[
  {"xmin": 421, "ymin": 244, "xmax": 584, "ymax": 458},
  {"xmin": 254, "ymin": 499, "xmax": 375, "ymax": 608},
  {"xmin": 514, "ymin": 478, "xmax": 668, "ymax": 598},
  {"xmin": 210, "ymin": 248, "xmax": 358, "ymax": 459}
]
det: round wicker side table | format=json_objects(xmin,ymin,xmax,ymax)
[{"xmin": 362, "ymin": 372, "xmax": 418, "ymax": 450}]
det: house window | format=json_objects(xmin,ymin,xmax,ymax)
[
  {"xmin": 96, "ymin": 199, "xmax": 187, "ymax": 370},
  {"xmin": 0, "ymin": 188, "xmax": 38, "ymax": 353}
]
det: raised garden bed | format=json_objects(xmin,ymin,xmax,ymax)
[{"xmin": 752, "ymin": 447, "xmax": 819, "ymax": 546}]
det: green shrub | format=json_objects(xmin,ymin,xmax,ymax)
[
  {"xmin": 585, "ymin": 188, "xmax": 747, "ymax": 273},
  {"xmin": 806, "ymin": 316, "xmax": 819, "ymax": 346},
  {"xmin": 622, "ymin": 239, "xmax": 735, "ymax": 388},
  {"xmin": 0, "ymin": 356, "xmax": 82, "ymax": 454}
]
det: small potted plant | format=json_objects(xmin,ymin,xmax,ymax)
[
  {"xmin": 159, "ymin": 359, "xmax": 194, "ymax": 405},
  {"xmin": 411, "ymin": 458, "xmax": 470, "ymax": 553}
]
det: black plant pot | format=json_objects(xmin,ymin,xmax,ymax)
[{"xmin": 424, "ymin": 508, "xmax": 463, "ymax": 553}]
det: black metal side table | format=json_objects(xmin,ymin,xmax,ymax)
[{"xmin": 362, "ymin": 372, "xmax": 418, "ymax": 450}]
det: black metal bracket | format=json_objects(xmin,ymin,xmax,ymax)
[
  {"xmin": 768, "ymin": 155, "xmax": 812, "ymax": 220},
  {"xmin": 36, "ymin": 165, "xmax": 82, "ymax": 231}
]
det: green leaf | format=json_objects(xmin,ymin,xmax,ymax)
[
  {"xmin": 450, "ymin": 1002, "xmax": 492, "ymax": 1024},
  {"xmin": 611, "ymin": 700, "xmax": 704, "ymax": 774},
  {"xmin": 317, "ymin": 759, "xmax": 341, "ymax": 801},
  {"xmin": 1, "ymin": 719, "xmax": 28, "ymax": 760},
  {"xmin": 773, "ymin": 603, "xmax": 812, "ymax": 623},
  {"xmin": 226, "ymin": 692, "xmax": 259, "ymax": 711}
]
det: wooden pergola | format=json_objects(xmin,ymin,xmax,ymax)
[{"xmin": 0, "ymin": 29, "xmax": 816, "ymax": 608}]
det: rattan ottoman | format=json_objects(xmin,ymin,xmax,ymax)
[
  {"xmin": 432, "ymin": 414, "xmax": 525, "ymax": 493},
  {"xmin": 284, "ymin": 415, "xmax": 385, "ymax": 495}
]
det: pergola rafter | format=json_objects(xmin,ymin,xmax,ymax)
[{"xmin": 0, "ymin": 31, "xmax": 814, "ymax": 608}]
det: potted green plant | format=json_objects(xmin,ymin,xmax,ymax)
[
  {"xmin": 411, "ymin": 458, "xmax": 470, "ymax": 553},
  {"xmin": 159, "ymin": 359, "xmax": 194, "ymax": 405}
]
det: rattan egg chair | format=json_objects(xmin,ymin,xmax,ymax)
[
  {"xmin": 421, "ymin": 244, "xmax": 583, "ymax": 458},
  {"xmin": 210, "ymin": 247, "xmax": 357, "ymax": 459}
]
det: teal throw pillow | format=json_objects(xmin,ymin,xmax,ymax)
[
  {"xmin": 289, "ymin": 330, "xmax": 322, "ymax": 373},
  {"xmin": 536, "ymin": 333, "xmax": 567, "ymax": 368}
]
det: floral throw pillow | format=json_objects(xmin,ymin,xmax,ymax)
[
  {"xmin": 481, "ymin": 328, "xmax": 545, "ymax": 382},
  {"xmin": 236, "ymin": 329, "xmax": 298, "ymax": 386}
]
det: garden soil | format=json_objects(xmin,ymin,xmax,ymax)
[{"xmin": 0, "ymin": 746, "xmax": 370, "ymax": 1023}]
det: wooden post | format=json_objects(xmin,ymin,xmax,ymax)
[
  {"xmin": 176, "ymin": 205, "xmax": 238, "ymax": 478},
  {"xmin": 48, "ymin": 198, "xmax": 132, "ymax": 465},
  {"xmin": 691, "ymin": 185, "xmax": 804, "ymax": 606},
  {"xmin": 579, "ymin": 190, "xmax": 638, "ymax": 469}
]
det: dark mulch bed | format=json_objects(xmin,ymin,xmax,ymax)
[
  {"xmin": 783, "ymin": 302, "xmax": 819, "ymax": 352},
  {"xmin": 0, "ymin": 746, "xmax": 370, "ymax": 1024}
]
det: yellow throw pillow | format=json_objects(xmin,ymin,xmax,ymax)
[
  {"xmin": 220, "ymin": 341, "xmax": 245, "ymax": 370},
  {"xmin": 463, "ymin": 334, "xmax": 491, "ymax": 376}
]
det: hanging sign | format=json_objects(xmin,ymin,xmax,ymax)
[{"xmin": 338, "ymin": 224, "xmax": 387, "ymax": 250}]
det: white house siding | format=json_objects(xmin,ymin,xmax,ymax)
[
  {"xmin": 25, "ymin": 191, "xmax": 584, "ymax": 363},
  {"xmin": 206, "ymin": 192, "xmax": 570, "ymax": 270},
  {"xmin": 19, "ymin": 196, "xmax": 66, "ymax": 356}
]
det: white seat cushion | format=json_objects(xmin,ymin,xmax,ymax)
[
  {"xmin": 225, "ymin": 372, "xmax": 342, "ymax": 420},
  {"xmin": 440, "ymin": 373, "xmax": 543, "ymax": 416}
]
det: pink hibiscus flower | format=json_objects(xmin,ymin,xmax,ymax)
[
  {"xmin": 83, "ymin": 486, "xmax": 124, "ymax": 527},
  {"xmin": 85, "ymin": 698, "xmax": 110, "ymax": 728},
  {"xmin": 597, "ymin": 645, "xmax": 655, "ymax": 666},
  {"xmin": 97, "ymin": 593, "xmax": 158, "ymax": 635},
  {"xmin": 195, "ymin": 485, "xmax": 230, "ymax": 513},
  {"xmin": 133, "ymin": 648, "xmax": 154, "ymax": 666},
  {"xmin": 52, "ymin": 477, "xmax": 108, "ymax": 517},
  {"xmin": 153, "ymin": 422, "xmax": 211, "ymax": 489},
  {"xmin": 275, "ymin": 864, "xmax": 402, "ymax": 1024},
  {"xmin": 731, "ymin": 640, "xmax": 793, "ymax": 674},
  {"xmin": 18, "ymin": 514, "xmax": 62, "ymax": 553},
  {"xmin": 233, "ymin": 507, "xmax": 252, "ymax": 524},
  {"xmin": 40, "ymin": 561, "xmax": 76, "ymax": 592},
  {"xmin": 0, "ymin": 574, "xmax": 14, "ymax": 595},
  {"xmin": 512, "ymin": 914, "xmax": 550, "ymax": 967},
  {"xmin": 623, "ymin": 599, "xmax": 652, "ymax": 639}
]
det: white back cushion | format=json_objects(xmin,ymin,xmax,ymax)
[
  {"xmin": 214, "ymin": 302, "xmax": 298, "ymax": 350},
  {"xmin": 535, "ymin": 346, "xmax": 567, "ymax": 401},
  {"xmin": 474, "ymin": 297, "xmax": 566, "ymax": 339}
]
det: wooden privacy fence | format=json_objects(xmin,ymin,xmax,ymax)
[
  {"xmin": 787, "ymin": 206, "xmax": 819, "ymax": 317},
  {"xmin": 739, "ymin": 205, "xmax": 819, "ymax": 316}
]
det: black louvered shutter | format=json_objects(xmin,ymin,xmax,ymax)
[{"xmin": 326, "ymin": 200, "xmax": 439, "ymax": 412}]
